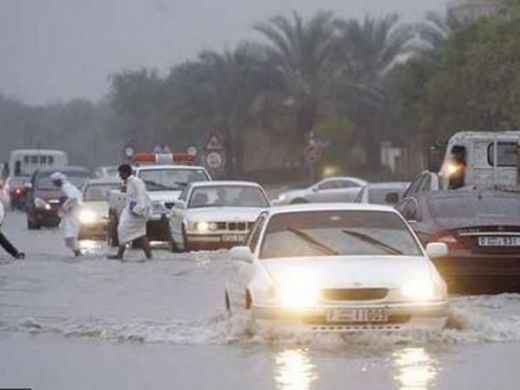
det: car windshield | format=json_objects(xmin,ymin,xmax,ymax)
[
  {"xmin": 84, "ymin": 183, "xmax": 120, "ymax": 201},
  {"xmin": 428, "ymin": 195, "xmax": 520, "ymax": 219},
  {"xmin": 188, "ymin": 186, "xmax": 269, "ymax": 208},
  {"xmin": 139, "ymin": 169, "xmax": 209, "ymax": 191},
  {"xmin": 8, "ymin": 177, "xmax": 29, "ymax": 188},
  {"xmin": 260, "ymin": 210, "xmax": 422, "ymax": 259},
  {"xmin": 37, "ymin": 173, "xmax": 91, "ymax": 190}
]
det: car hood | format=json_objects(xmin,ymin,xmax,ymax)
[
  {"xmin": 148, "ymin": 190, "xmax": 183, "ymax": 203},
  {"xmin": 262, "ymin": 256, "xmax": 432, "ymax": 289},
  {"xmin": 186, "ymin": 207, "xmax": 264, "ymax": 221}
]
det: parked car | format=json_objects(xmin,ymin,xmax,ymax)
[
  {"xmin": 5, "ymin": 176, "xmax": 30, "ymax": 210},
  {"xmin": 396, "ymin": 189, "xmax": 520, "ymax": 293},
  {"xmin": 25, "ymin": 166, "xmax": 93, "ymax": 229},
  {"xmin": 271, "ymin": 177, "xmax": 367, "ymax": 205},
  {"xmin": 78, "ymin": 178, "xmax": 121, "ymax": 240},
  {"xmin": 170, "ymin": 181, "xmax": 270, "ymax": 251},
  {"xmin": 226, "ymin": 203, "xmax": 449, "ymax": 333},
  {"xmin": 355, "ymin": 182, "xmax": 410, "ymax": 205}
]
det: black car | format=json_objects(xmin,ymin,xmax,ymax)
[
  {"xmin": 396, "ymin": 189, "xmax": 520, "ymax": 293},
  {"xmin": 26, "ymin": 166, "xmax": 93, "ymax": 229}
]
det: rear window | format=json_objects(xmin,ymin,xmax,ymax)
[
  {"xmin": 487, "ymin": 142, "xmax": 518, "ymax": 167},
  {"xmin": 84, "ymin": 183, "xmax": 120, "ymax": 201},
  {"xmin": 428, "ymin": 196, "xmax": 520, "ymax": 219},
  {"xmin": 260, "ymin": 210, "xmax": 421, "ymax": 259}
]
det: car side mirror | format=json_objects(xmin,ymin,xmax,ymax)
[
  {"xmin": 175, "ymin": 201, "xmax": 186, "ymax": 210},
  {"xmin": 312, "ymin": 186, "xmax": 319, "ymax": 192},
  {"xmin": 425, "ymin": 242, "xmax": 448, "ymax": 259},
  {"xmin": 385, "ymin": 192, "xmax": 399, "ymax": 205},
  {"xmin": 230, "ymin": 246, "xmax": 253, "ymax": 263}
]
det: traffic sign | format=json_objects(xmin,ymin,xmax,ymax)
[
  {"xmin": 305, "ymin": 145, "xmax": 322, "ymax": 164},
  {"xmin": 205, "ymin": 132, "xmax": 224, "ymax": 151},
  {"xmin": 204, "ymin": 151, "xmax": 225, "ymax": 170}
]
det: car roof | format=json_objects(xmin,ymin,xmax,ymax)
[
  {"xmin": 190, "ymin": 180, "xmax": 262, "ymax": 188},
  {"xmin": 269, "ymin": 203, "xmax": 397, "ymax": 215},
  {"xmin": 84, "ymin": 178, "xmax": 121, "ymax": 185},
  {"xmin": 133, "ymin": 164, "xmax": 207, "ymax": 171},
  {"xmin": 36, "ymin": 166, "xmax": 91, "ymax": 175},
  {"xmin": 415, "ymin": 188, "xmax": 520, "ymax": 202}
]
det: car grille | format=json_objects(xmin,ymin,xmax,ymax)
[
  {"xmin": 322, "ymin": 288, "xmax": 388, "ymax": 301},
  {"xmin": 214, "ymin": 222, "xmax": 254, "ymax": 231}
]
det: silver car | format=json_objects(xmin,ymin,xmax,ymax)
[{"xmin": 272, "ymin": 177, "xmax": 367, "ymax": 205}]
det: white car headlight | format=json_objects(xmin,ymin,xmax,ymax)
[
  {"xmin": 195, "ymin": 221, "xmax": 218, "ymax": 232},
  {"xmin": 35, "ymin": 197, "xmax": 51, "ymax": 210},
  {"xmin": 79, "ymin": 210, "xmax": 97, "ymax": 225},
  {"xmin": 274, "ymin": 270, "xmax": 320, "ymax": 308},
  {"xmin": 401, "ymin": 277, "xmax": 444, "ymax": 302}
]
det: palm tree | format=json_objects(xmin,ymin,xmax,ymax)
[
  {"xmin": 254, "ymin": 11, "xmax": 337, "ymax": 146},
  {"xmin": 167, "ymin": 43, "xmax": 272, "ymax": 175},
  {"xmin": 335, "ymin": 15, "xmax": 414, "ymax": 167},
  {"xmin": 415, "ymin": 11, "xmax": 464, "ymax": 62}
]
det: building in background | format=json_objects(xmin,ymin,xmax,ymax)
[{"xmin": 448, "ymin": 0, "xmax": 499, "ymax": 22}]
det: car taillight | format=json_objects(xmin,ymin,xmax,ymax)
[{"xmin": 432, "ymin": 231, "xmax": 465, "ymax": 250}]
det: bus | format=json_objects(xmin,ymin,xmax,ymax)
[{"xmin": 7, "ymin": 149, "xmax": 68, "ymax": 178}]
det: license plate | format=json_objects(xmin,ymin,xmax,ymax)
[
  {"xmin": 478, "ymin": 236, "xmax": 520, "ymax": 247},
  {"xmin": 327, "ymin": 308, "xmax": 388, "ymax": 323},
  {"xmin": 222, "ymin": 234, "xmax": 245, "ymax": 242}
]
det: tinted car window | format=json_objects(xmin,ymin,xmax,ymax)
[
  {"xmin": 139, "ymin": 169, "xmax": 209, "ymax": 191},
  {"xmin": 84, "ymin": 183, "xmax": 120, "ymax": 201},
  {"xmin": 428, "ymin": 195, "xmax": 520, "ymax": 219},
  {"xmin": 260, "ymin": 211, "xmax": 421, "ymax": 259},
  {"xmin": 37, "ymin": 172, "xmax": 91, "ymax": 190},
  {"xmin": 188, "ymin": 186, "xmax": 269, "ymax": 208},
  {"xmin": 487, "ymin": 142, "xmax": 518, "ymax": 167}
]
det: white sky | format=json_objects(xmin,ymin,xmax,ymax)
[{"xmin": 0, "ymin": 0, "xmax": 446, "ymax": 105}]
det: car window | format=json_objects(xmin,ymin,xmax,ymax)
[
  {"xmin": 84, "ymin": 183, "xmax": 120, "ymax": 201},
  {"xmin": 188, "ymin": 186, "xmax": 269, "ymax": 208},
  {"xmin": 178, "ymin": 185, "xmax": 190, "ymax": 202},
  {"xmin": 317, "ymin": 180, "xmax": 336, "ymax": 190},
  {"xmin": 487, "ymin": 142, "xmax": 518, "ymax": 167},
  {"xmin": 398, "ymin": 199, "xmax": 418, "ymax": 221},
  {"xmin": 260, "ymin": 210, "xmax": 422, "ymax": 259},
  {"xmin": 419, "ymin": 175, "xmax": 431, "ymax": 192},
  {"xmin": 139, "ymin": 169, "xmax": 209, "ymax": 192},
  {"xmin": 36, "ymin": 173, "xmax": 91, "ymax": 190},
  {"xmin": 403, "ymin": 174, "xmax": 423, "ymax": 198}
]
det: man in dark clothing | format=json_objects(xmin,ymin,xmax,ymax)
[{"xmin": 0, "ymin": 202, "xmax": 25, "ymax": 259}]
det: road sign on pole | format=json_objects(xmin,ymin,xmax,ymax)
[{"xmin": 305, "ymin": 145, "xmax": 322, "ymax": 164}]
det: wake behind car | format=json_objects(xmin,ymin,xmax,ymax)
[
  {"xmin": 169, "ymin": 181, "xmax": 270, "ymax": 251},
  {"xmin": 396, "ymin": 189, "xmax": 520, "ymax": 293},
  {"xmin": 226, "ymin": 204, "xmax": 449, "ymax": 333},
  {"xmin": 25, "ymin": 166, "xmax": 92, "ymax": 229},
  {"xmin": 107, "ymin": 153, "xmax": 211, "ymax": 246},
  {"xmin": 271, "ymin": 177, "xmax": 367, "ymax": 205},
  {"xmin": 78, "ymin": 178, "xmax": 121, "ymax": 240}
]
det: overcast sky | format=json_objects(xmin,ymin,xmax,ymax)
[{"xmin": 0, "ymin": 0, "xmax": 446, "ymax": 105}]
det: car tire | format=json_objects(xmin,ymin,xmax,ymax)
[
  {"xmin": 27, "ymin": 217, "xmax": 40, "ymax": 230},
  {"xmin": 290, "ymin": 198, "xmax": 308, "ymax": 204}
]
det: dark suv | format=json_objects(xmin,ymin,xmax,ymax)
[{"xmin": 26, "ymin": 167, "xmax": 92, "ymax": 229}]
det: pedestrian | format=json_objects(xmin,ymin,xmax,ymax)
[
  {"xmin": 108, "ymin": 164, "xmax": 152, "ymax": 260},
  {"xmin": 51, "ymin": 172, "xmax": 83, "ymax": 257},
  {"xmin": 0, "ymin": 201, "xmax": 25, "ymax": 259}
]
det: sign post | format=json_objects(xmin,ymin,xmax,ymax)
[{"xmin": 202, "ymin": 132, "xmax": 226, "ymax": 176}]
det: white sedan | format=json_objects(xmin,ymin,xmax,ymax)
[
  {"xmin": 226, "ymin": 204, "xmax": 449, "ymax": 332},
  {"xmin": 169, "ymin": 181, "xmax": 270, "ymax": 251},
  {"xmin": 271, "ymin": 177, "xmax": 367, "ymax": 205}
]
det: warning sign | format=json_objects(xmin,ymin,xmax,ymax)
[{"xmin": 204, "ymin": 132, "xmax": 224, "ymax": 151}]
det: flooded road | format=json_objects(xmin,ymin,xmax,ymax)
[{"xmin": 1, "ymin": 212, "xmax": 520, "ymax": 390}]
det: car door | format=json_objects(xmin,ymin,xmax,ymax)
[
  {"xmin": 229, "ymin": 213, "xmax": 267, "ymax": 310},
  {"xmin": 169, "ymin": 186, "xmax": 190, "ymax": 240}
]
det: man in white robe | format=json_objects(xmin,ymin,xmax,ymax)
[
  {"xmin": 51, "ymin": 172, "xmax": 83, "ymax": 257},
  {"xmin": 108, "ymin": 164, "xmax": 152, "ymax": 260}
]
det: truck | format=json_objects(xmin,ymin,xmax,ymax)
[{"xmin": 107, "ymin": 153, "xmax": 212, "ymax": 246}]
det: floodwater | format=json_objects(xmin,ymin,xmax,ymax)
[{"xmin": 1, "ymin": 212, "xmax": 520, "ymax": 390}]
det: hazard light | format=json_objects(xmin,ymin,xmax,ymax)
[{"xmin": 132, "ymin": 153, "xmax": 195, "ymax": 165}]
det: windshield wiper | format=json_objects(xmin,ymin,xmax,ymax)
[
  {"xmin": 287, "ymin": 227, "xmax": 340, "ymax": 256},
  {"xmin": 143, "ymin": 180, "xmax": 176, "ymax": 191},
  {"xmin": 341, "ymin": 229, "xmax": 404, "ymax": 255}
]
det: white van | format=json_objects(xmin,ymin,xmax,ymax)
[
  {"xmin": 8, "ymin": 149, "xmax": 68, "ymax": 177},
  {"xmin": 438, "ymin": 131, "xmax": 520, "ymax": 188}
]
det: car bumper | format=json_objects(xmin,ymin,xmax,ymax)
[
  {"xmin": 146, "ymin": 216, "xmax": 171, "ymax": 242},
  {"xmin": 79, "ymin": 222, "xmax": 107, "ymax": 240},
  {"xmin": 251, "ymin": 301, "xmax": 449, "ymax": 333},
  {"xmin": 186, "ymin": 233, "xmax": 248, "ymax": 250},
  {"xmin": 34, "ymin": 209, "xmax": 60, "ymax": 226}
]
